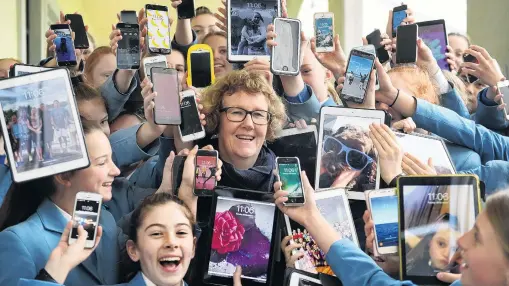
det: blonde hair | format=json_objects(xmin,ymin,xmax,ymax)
[
  {"xmin": 201, "ymin": 70, "xmax": 286, "ymax": 142},
  {"xmin": 442, "ymin": 70, "xmax": 476, "ymax": 114},
  {"xmin": 388, "ymin": 66, "xmax": 440, "ymax": 105},
  {"xmin": 485, "ymin": 190, "xmax": 509, "ymax": 261},
  {"xmin": 327, "ymin": 80, "xmax": 341, "ymax": 105}
]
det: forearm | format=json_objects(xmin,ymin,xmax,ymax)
[
  {"xmin": 136, "ymin": 123, "xmax": 163, "ymax": 149},
  {"xmin": 174, "ymin": 19, "xmax": 193, "ymax": 46},
  {"xmin": 302, "ymin": 212, "xmax": 341, "ymax": 254},
  {"xmin": 178, "ymin": 185, "xmax": 198, "ymax": 217},
  {"xmin": 114, "ymin": 70, "xmax": 136, "ymax": 94},
  {"xmin": 280, "ymin": 75, "xmax": 306, "ymax": 97}
]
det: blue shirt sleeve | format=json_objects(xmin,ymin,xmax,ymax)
[
  {"xmin": 100, "ymin": 70, "xmax": 138, "ymax": 122},
  {"xmin": 473, "ymin": 88, "xmax": 509, "ymax": 131},
  {"xmin": 110, "ymin": 123, "xmax": 159, "ymax": 169},
  {"xmin": 460, "ymin": 160, "xmax": 509, "ymax": 196},
  {"xmin": 440, "ymin": 87, "xmax": 470, "ymax": 119},
  {"xmin": 283, "ymin": 84, "xmax": 339, "ymax": 123}
]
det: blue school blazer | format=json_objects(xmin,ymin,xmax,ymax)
[{"xmin": 0, "ymin": 198, "xmax": 123, "ymax": 285}]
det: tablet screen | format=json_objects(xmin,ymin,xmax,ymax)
[
  {"xmin": 418, "ymin": 23, "xmax": 449, "ymax": 70},
  {"xmin": 402, "ymin": 184, "xmax": 476, "ymax": 276},
  {"xmin": 208, "ymin": 196, "xmax": 276, "ymax": 283}
]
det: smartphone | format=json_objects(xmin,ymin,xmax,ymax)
[
  {"xmin": 187, "ymin": 44, "xmax": 215, "ymax": 88},
  {"xmin": 277, "ymin": 157, "xmax": 305, "ymax": 206},
  {"xmin": 194, "ymin": 150, "xmax": 218, "ymax": 196},
  {"xmin": 177, "ymin": 0, "xmax": 196, "ymax": 19},
  {"xmin": 69, "ymin": 192, "xmax": 102, "ymax": 248},
  {"xmin": 271, "ymin": 18, "xmax": 301, "ymax": 76},
  {"xmin": 314, "ymin": 12, "xmax": 334, "ymax": 53},
  {"xmin": 65, "ymin": 14, "xmax": 89, "ymax": 49},
  {"xmin": 116, "ymin": 23, "xmax": 140, "ymax": 70},
  {"xmin": 341, "ymin": 48, "xmax": 376, "ymax": 104},
  {"xmin": 179, "ymin": 90, "xmax": 206, "ymax": 142},
  {"xmin": 120, "ymin": 10, "xmax": 138, "ymax": 24},
  {"xmin": 396, "ymin": 24, "xmax": 418, "ymax": 64},
  {"xmin": 145, "ymin": 4, "xmax": 171, "ymax": 54},
  {"xmin": 50, "ymin": 24, "xmax": 78, "ymax": 66},
  {"xmin": 367, "ymin": 189, "xmax": 398, "ymax": 255},
  {"xmin": 497, "ymin": 80, "xmax": 509, "ymax": 116},
  {"xmin": 392, "ymin": 4, "xmax": 407, "ymax": 38},
  {"xmin": 462, "ymin": 54, "xmax": 479, "ymax": 83},
  {"xmin": 151, "ymin": 67, "xmax": 181, "ymax": 125},
  {"xmin": 366, "ymin": 29, "xmax": 390, "ymax": 64},
  {"xmin": 143, "ymin": 55, "xmax": 168, "ymax": 81}
]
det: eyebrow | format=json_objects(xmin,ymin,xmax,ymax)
[
  {"xmin": 192, "ymin": 25, "xmax": 204, "ymax": 29},
  {"xmin": 94, "ymin": 155, "xmax": 108, "ymax": 162},
  {"xmin": 145, "ymin": 223, "xmax": 166, "ymax": 232},
  {"xmin": 101, "ymin": 115, "xmax": 108, "ymax": 121}
]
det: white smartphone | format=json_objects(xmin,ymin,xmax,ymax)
[
  {"xmin": 497, "ymin": 80, "xmax": 509, "ymax": 118},
  {"xmin": 179, "ymin": 90, "xmax": 206, "ymax": 142},
  {"xmin": 143, "ymin": 55, "xmax": 168, "ymax": 82},
  {"xmin": 367, "ymin": 189, "xmax": 398, "ymax": 255},
  {"xmin": 276, "ymin": 157, "xmax": 306, "ymax": 206},
  {"xmin": 69, "ymin": 192, "xmax": 102, "ymax": 248},
  {"xmin": 314, "ymin": 12, "xmax": 334, "ymax": 53},
  {"xmin": 270, "ymin": 17, "xmax": 301, "ymax": 76}
]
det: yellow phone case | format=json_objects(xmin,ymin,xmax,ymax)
[{"xmin": 186, "ymin": 44, "xmax": 215, "ymax": 88}]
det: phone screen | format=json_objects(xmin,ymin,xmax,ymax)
[
  {"xmin": 278, "ymin": 163, "xmax": 304, "ymax": 199},
  {"xmin": 499, "ymin": 84, "xmax": 509, "ymax": 114},
  {"xmin": 180, "ymin": 96, "xmax": 202, "ymax": 137},
  {"xmin": 66, "ymin": 15, "xmax": 88, "ymax": 48},
  {"xmin": 190, "ymin": 52, "xmax": 212, "ymax": 87},
  {"xmin": 54, "ymin": 28, "xmax": 77, "ymax": 63},
  {"xmin": 147, "ymin": 8, "xmax": 171, "ymax": 51},
  {"xmin": 117, "ymin": 26, "xmax": 140, "ymax": 69},
  {"xmin": 195, "ymin": 155, "xmax": 217, "ymax": 192},
  {"xmin": 342, "ymin": 50, "xmax": 375, "ymax": 100},
  {"xmin": 370, "ymin": 195, "xmax": 399, "ymax": 249},
  {"xmin": 153, "ymin": 71, "xmax": 180, "ymax": 123},
  {"xmin": 71, "ymin": 199, "xmax": 100, "ymax": 241},
  {"xmin": 315, "ymin": 17, "xmax": 334, "ymax": 49},
  {"xmin": 177, "ymin": 0, "xmax": 195, "ymax": 19},
  {"xmin": 418, "ymin": 23, "xmax": 449, "ymax": 70},
  {"xmin": 393, "ymin": 9, "xmax": 407, "ymax": 34},
  {"xmin": 396, "ymin": 25, "xmax": 417, "ymax": 63}
]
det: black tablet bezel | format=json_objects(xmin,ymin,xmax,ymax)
[
  {"xmin": 397, "ymin": 175, "xmax": 482, "ymax": 285},
  {"xmin": 416, "ymin": 19, "xmax": 450, "ymax": 71},
  {"xmin": 203, "ymin": 187, "xmax": 279, "ymax": 286}
]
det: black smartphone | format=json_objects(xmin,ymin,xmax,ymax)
[
  {"xmin": 366, "ymin": 29, "xmax": 390, "ymax": 64},
  {"xmin": 462, "ymin": 54, "xmax": 479, "ymax": 83},
  {"xmin": 276, "ymin": 157, "xmax": 306, "ymax": 206},
  {"xmin": 189, "ymin": 49, "xmax": 213, "ymax": 88},
  {"xmin": 396, "ymin": 24, "xmax": 418, "ymax": 64},
  {"xmin": 341, "ymin": 49, "xmax": 376, "ymax": 104},
  {"xmin": 151, "ymin": 67, "xmax": 181, "ymax": 125},
  {"xmin": 120, "ymin": 10, "xmax": 138, "ymax": 24},
  {"xmin": 50, "ymin": 24, "xmax": 78, "ymax": 66},
  {"xmin": 392, "ymin": 4, "xmax": 408, "ymax": 38},
  {"xmin": 172, "ymin": 155, "xmax": 187, "ymax": 195},
  {"xmin": 116, "ymin": 23, "xmax": 140, "ymax": 70},
  {"xmin": 177, "ymin": 0, "xmax": 196, "ymax": 19},
  {"xmin": 194, "ymin": 150, "xmax": 218, "ymax": 196},
  {"xmin": 64, "ymin": 14, "xmax": 89, "ymax": 49}
]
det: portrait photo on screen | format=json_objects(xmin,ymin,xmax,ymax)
[
  {"xmin": 343, "ymin": 55, "xmax": 373, "ymax": 100},
  {"xmin": 195, "ymin": 155, "xmax": 217, "ymax": 191},
  {"xmin": 402, "ymin": 184, "xmax": 476, "ymax": 276},
  {"xmin": 318, "ymin": 114, "xmax": 380, "ymax": 192},
  {"xmin": 54, "ymin": 29, "xmax": 76, "ymax": 62},
  {"xmin": 208, "ymin": 197, "xmax": 275, "ymax": 283},
  {"xmin": 418, "ymin": 22, "xmax": 448, "ymax": 70}
]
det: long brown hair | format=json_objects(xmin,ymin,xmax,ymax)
[{"xmin": 485, "ymin": 191, "xmax": 509, "ymax": 261}]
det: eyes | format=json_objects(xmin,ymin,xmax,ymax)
[{"xmin": 149, "ymin": 229, "xmax": 190, "ymax": 238}]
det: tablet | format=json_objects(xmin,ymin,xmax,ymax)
[
  {"xmin": 417, "ymin": 20, "xmax": 449, "ymax": 71},
  {"xmin": 397, "ymin": 175, "xmax": 482, "ymax": 285},
  {"xmin": 316, "ymin": 107, "xmax": 386, "ymax": 200},
  {"xmin": 0, "ymin": 69, "xmax": 89, "ymax": 182},
  {"xmin": 227, "ymin": 0, "xmax": 281, "ymax": 62},
  {"xmin": 205, "ymin": 188, "xmax": 278, "ymax": 285},
  {"xmin": 9, "ymin": 64, "xmax": 53, "ymax": 77},
  {"xmin": 287, "ymin": 272, "xmax": 322, "ymax": 286},
  {"xmin": 284, "ymin": 188, "xmax": 359, "ymax": 275},
  {"xmin": 394, "ymin": 132, "xmax": 456, "ymax": 174}
]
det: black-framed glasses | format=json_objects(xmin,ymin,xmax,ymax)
[{"xmin": 219, "ymin": 107, "xmax": 271, "ymax": 125}]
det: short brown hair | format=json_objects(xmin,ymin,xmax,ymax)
[
  {"xmin": 485, "ymin": 190, "xmax": 509, "ymax": 261},
  {"xmin": 201, "ymin": 70, "xmax": 286, "ymax": 141}
]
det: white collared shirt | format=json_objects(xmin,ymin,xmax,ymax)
[
  {"xmin": 141, "ymin": 273, "xmax": 185, "ymax": 286},
  {"xmin": 54, "ymin": 202, "xmax": 72, "ymax": 221}
]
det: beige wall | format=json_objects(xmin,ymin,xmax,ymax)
[{"xmin": 0, "ymin": 0, "xmax": 20, "ymax": 60}]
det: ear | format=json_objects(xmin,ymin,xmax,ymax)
[
  {"xmin": 325, "ymin": 69, "xmax": 334, "ymax": 81},
  {"xmin": 126, "ymin": 240, "xmax": 140, "ymax": 262},
  {"xmin": 54, "ymin": 172, "xmax": 73, "ymax": 187}
]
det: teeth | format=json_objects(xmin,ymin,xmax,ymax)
[
  {"xmin": 160, "ymin": 257, "xmax": 180, "ymax": 262},
  {"xmin": 237, "ymin": 135, "xmax": 254, "ymax": 140}
]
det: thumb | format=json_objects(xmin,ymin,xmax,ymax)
[
  {"xmin": 233, "ymin": 265, "xmax": 242, "ymax": 286},
  {"xmin": 427, "ymin": 157, "xmax": 434, "ymax": 168},
  {"xmin": 437, "ymin": 272, "xmax": 461, "ymax": 283},
  {"xmin": 362, "ymin": 37, "xmax": 368, "ymax": 46}
]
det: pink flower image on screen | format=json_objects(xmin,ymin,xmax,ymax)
[{"xmin": 212, "ymin": 210, "xmax": 246, "ymax": 254}]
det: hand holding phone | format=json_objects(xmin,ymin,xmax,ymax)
[
  {"xmin": 277, "ymin": 157, "xmax": 305, "ymax": 206},
  {"xmin": 151, "ymin": 67, "xmax": 181, "ymax": 125},
  {"xmin": 50, "ymin": 24, "xmax": 78, "ymax": 66},
  {"xmin": 64, "ymin": 14, "xmax": 89, "ymax": 49},
  {"xmin": 194, "ymin": 150, "xmax": 218, "ymax": 196},
  {"xmin": 69, "ymin": 192, "xmax": 102, "ymax": 249},
  {"xmin": 187, "ymin": 44, "xmax": 215, "ymax": 88},
  {"xmin": 179, "ymin": 90, "xmax": 206, "ymax": 142},
  {"xmin": 116, "ymin": 23, "xmax": 140, "ymax": 70},
  {"xmin": 146, "ymin": 4, "xmax": 171, "ymax": 54},
  {"xmin": 341, "ymin": 49, "xmax": 376, "ymax": 103},
  {"xmin": 396, "ymin": 24, "xmax": 418, "ymax": 64},
  {"xmin": 314, "ymin": 12, "xmax": 334, "ymax": 53},
  {"xmin": 462, "ymin": 54, "xmax": 479, "ymax": 83},
  {"xmin": 271, "ymin": 18, "xmax": 301, "ymax": 76},
  {"xmin": 176, "ymin": 0, "xmax": 196, "ymax": 19},
  {"xmin": 367, "ymin": 189, "xmax": 398, "ymax": 255},
  {"xmin": 366, "ymin": 29, "xmax": 391, "ymax": 64}
]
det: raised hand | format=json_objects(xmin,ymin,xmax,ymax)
[
  {"xmin": 369, "ymin": 123, "xmax": 403, "ymax": 184},
  {"xmin": 461, "ymin": 45, "xmax": 506, "ymax": 87},
  {"xmin": 310, "ymin": 34, "xmax": 346, "ymax": 81},
  {"xmin": 402, "ymin": 153, "xmax": 437, "ymax": 175},
  {"xmin": 281, "ymin": 235, "xmax": 304, "ymax": 267}
]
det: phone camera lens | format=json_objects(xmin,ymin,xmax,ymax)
[{"xmin": 283, "ymin": 66, "xmax": 288, "ymax": 71}]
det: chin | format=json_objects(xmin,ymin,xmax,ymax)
[{"xmin": 99, "ymin": 188, "xmax": 113, "ymax": 202}]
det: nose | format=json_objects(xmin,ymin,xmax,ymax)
[
  {"xmin": 110, "ymin": 162, "xmax": 121, "ymax": 177},
  {"xmin": 213, "ymin": 49, "xmax": 221, "ymax": 62},
  {"xmin": 240, "ymin": 113, "xmax": 255, "ymax": 129},
  {"xmin": 163, "ymin": 232, "xmax": 178, "ymax": 249}
]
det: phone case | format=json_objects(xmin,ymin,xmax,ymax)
[
  {"xmin": 271, "ymin": 18, "xmax": 301, "ymax": 76},
  {"xmin": 186, "ymin": 44, "xmax": 215, "ymax": 87},
  {"xmin": 172, "ymin": 155, "xmax": 187, "ymax": 195}
]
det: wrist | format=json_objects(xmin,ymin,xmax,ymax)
[
  {"xmin": 302, "ymin": 208, "xmax": 324, "ymax": 229},
  {"xmin": 382, "ymin": 169, "xmax": 402, "ymax": 186},
  {"xmin": 43, "ymin": 264, "xmax": 69, "ymax": 284}
]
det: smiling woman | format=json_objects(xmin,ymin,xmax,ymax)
[
  {"xmin": 83, "ymin": 46, "xmax": 116, "ymax": 88},
  {"xmin": 202, "ymin": 31, "xmax": 233, "ymax": 79}
]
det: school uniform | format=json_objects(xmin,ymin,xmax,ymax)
[
  {"xmin": 0, "ymin": 164, "xmax": 12, "ymax": 205},
  {"xmin": 0, "ymin": 198, "xmax": 126, "ymax": 285}
]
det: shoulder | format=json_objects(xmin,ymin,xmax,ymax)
[{"xmin": 0, "ymin": 213, "xmax": 44, "ymax": 244}]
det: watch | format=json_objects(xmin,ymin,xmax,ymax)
[{"xmin": 389, "ymin": 173, "xmax": 405, "ymax": 188}]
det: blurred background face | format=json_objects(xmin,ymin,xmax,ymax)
[
  {"xmin": 192, "ymin": 14, "xmax": 219, "ymax": 42},
  {"xmin": 86, "ymin": 53, "xmax": 116, "ymax": 88},
  {"xmin": 165, "ymin": 50, "xmax": 186, "ymax": 90},
  {"xmin": 300, "ymin": 46, "xmax": 331, "ymax": 103},
  {"xmin": 448, "ymin": 35, "xmax": 470, "ymax": 68},
  {"xmin": 203, "ymin": 35, "xmax": 232, "ymax": 78}
]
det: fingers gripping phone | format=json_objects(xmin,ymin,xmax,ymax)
[
  {"xmin": 462, "ymin": 54, "xmax": 479, "ymax": 83},
  {"xmin": 314, "ymin": 12, "xmax": 335, "ymax": 53},
  {"xmin": 194, "ymin": 150, "xmax": 218, "ymax": 196},
  {"xmin": 271, "ymin": 18, "xmax": 301, "ymax": 76},
  {"xmin": 120, "ymin": 10, "xmax": 138, "ymax": 24},
  {"xmin": 187, "ymin": 44, "xmax": 215, "ymax": 88},
  {"xmin": 277, "ymin": 157, "xmax": 306, "ymax": 206},
  {"xmin": 50, "ymin": 24, "xmax": 78, "ymax": 67},
  {"xmin": 145, "ymin": 4, "xmax": 171, "ymax": 54},
  {"xmin": 396, "ymin": 24, "xmax": 418, "ymax": 64},
  {"xmin": 392, "ymin": 5, "xmax": 408, "ymax": 38},
  {"xmin": 151, "ymin": 67, "xmax": 181, "ymax": 125},
  {"xmin": 65, "ymin": 14, "xmax": 89, "ymax": 49},
  {"xmin": 367, "ymin": 189, "xmax": 398, "ymax": 255},
  {"xmin": 179, "ymin": 90, "xmax": 206, "ymax": 142},
  {"xmin": 341, "ymin": 49, "xmax": 376, "ymax": 104},
  {"xmin": 366, "ymin": 29, "xmax": 391, "ymax": 64},
  {"xmin": 116, "ymin": 23, "xmax": 140, "ymax": 70},
  {"xmin": 177, "ymin": 0, "xmax": 196, "ymax": 19},
  {"xmin": 69, "ymin": 192, "xmax": 102, "ymax": 248}
]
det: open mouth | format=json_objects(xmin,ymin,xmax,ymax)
[
  {"xmin": 102, "ymin": 182, "xmax": 113, "ymax": 187},
  {"xmin": 214, "ymin": 64, "xmax": 224, "ymax": 68},
  {"xmin": 236, "ymin": 135, "xmax": 255, "ymax": 142},
  {"xmin": 159, "ymin": 257, "xmax": 181, "ymax": 272}
]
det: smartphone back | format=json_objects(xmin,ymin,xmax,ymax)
[
  {"xmin": 396, "ymin": 24, "xmax": 418, "ymax": 64},
  {"xmin": 366, "ymin": 29, "xmax": 390, "ymax": 64},
  {"xmin": 120, "ymin": 10, "xmax": 138, "ymax": 24},
  {"xmin": 271, "ymin": 18, "xmax": 301, "ymax": 76},
  {"xmin": 65, "ymin": 14, "xmax": 89, "ymax": 49}
]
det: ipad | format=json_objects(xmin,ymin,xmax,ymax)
[
  {"xmin": 397, "ymin": 175, "xmax": 481, "ymax": 285},
  {"xmin": 205, "ymin": 188, "xmax": 278, "ymax": 285},
  {"xmin": 0, "ymin": 69, "xmax": 89, "ymax": 182},
  {"xmin": 316, "ymin": 107, "xmax": 386, "ymax": 200},
  {"xmin": 268, "ymin": 126, "xmax": 317, "ymax": 186},
  {"xmin": 9, "ymin": 64, "xmax": 53, "ymax": 77},
  {"xmin": 227, "ymin": 0, "xmax": 281, "ymax": 62},
  {"xmin": 394, "ymin": 132, "xmax": 456, "ymax": 174},
  {"xmin": 284, "ymin": 188, "xmax": 358, "ymax": 275},
  {"xmin": 417, "ymin": 20, "xmax": 449, "ymax": 71}
]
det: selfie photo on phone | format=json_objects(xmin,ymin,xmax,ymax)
[{"xmin": 51, "ymin": 24, "xmax": 77, "ymax": 66}]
